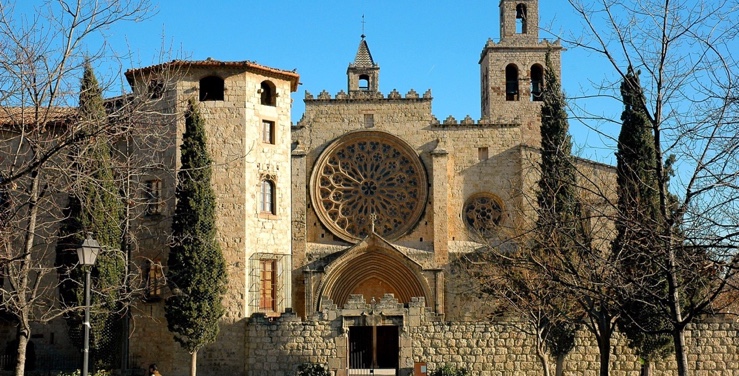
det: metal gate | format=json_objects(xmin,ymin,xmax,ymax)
[{"xmin": 348, "ymin": 326, "xmax": 398, "ymax": 375}]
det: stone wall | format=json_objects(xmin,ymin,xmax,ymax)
[
  {"xmin": 245, "ymin": 299, "xmax": 739, "ymax": 376},
  {"xmin": 125, "ymin": 63, "xmax": 297, "ymax": 376}
]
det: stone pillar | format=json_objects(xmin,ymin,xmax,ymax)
[
  {"xmin": 291, "ymin": 144, "xmax": 308, "ymax": 317},
  {"xmin": 431, "ymin": 143, "xmax": 449, "ymax": 266}
]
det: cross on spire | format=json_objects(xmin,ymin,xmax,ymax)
[{"xmin": 361, "ymin": 14, "xmax": 366, "ymax": 38}]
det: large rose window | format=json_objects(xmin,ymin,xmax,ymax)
[{"xmin": 310, "ymin": 131, "xmax": 428, "ymax": 242}]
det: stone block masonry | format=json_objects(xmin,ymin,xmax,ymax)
[{"xmin": 245, "ymin": 299, "xmax": 739, "ymax": 376}]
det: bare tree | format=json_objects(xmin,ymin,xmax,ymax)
[
  {"xmin": 560, "ymin": 1, "xmax": 739, "ymax": 375},
  {"xmin": 0, "ymin": 1, "xmax": 165, "ymax": 375},
  {"xmin": 464, "ymin": 245, "xmax": 578, "ymax": 376}
]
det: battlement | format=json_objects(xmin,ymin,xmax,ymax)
[
  {"xmin": 431, "ymin": 114, "xmax": 520, "ymax": 129},
  {"xmin": 481, "ymin": 37, "xmax": 562, "ymax": 53},
  {"xmin": 304, "ymin": 88, "xmax": 432, "ymax": 101}
]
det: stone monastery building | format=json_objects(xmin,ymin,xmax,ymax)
[
  {"xmin": 123, "ymin": 1, "xmax": 570, "ymax": 374},
  {"xmin": 4, "ymin": 1, "xmax": 739, "ymax": 375}
]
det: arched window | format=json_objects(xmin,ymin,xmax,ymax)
[
  {"xmin": 506, "ymin": 64, "xmax": 519, "ymax": 101},
  {"xmin": 260, "ymin": 80, "xmax": 276, "ymax": 106},
  {"xmin": 260, "ymin": 180, "xmax": 275, "ymax": 215},
  {"xmin": 199, "ymin": 76, "xmax": 224, "ymax": 101},
  {"xmin": 359, "ymin": 74, "xmax": 370, "ymax": 91},
  {"xmin": 530, "ymin": 64, "xmax": 544, "ymax": 101},
  {"xmin": 516, "ymin": 4, "xmax": 527, "ymax": 34},
  {"xmin": 148, "ymin": 80, "xmax": 164, "ymax": 99}
]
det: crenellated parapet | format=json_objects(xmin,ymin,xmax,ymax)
[
  {"xmin": 431, "ymin": 113, "xmax": 521, "ymax": 128},
  {"xmin": 304, "ymin": 88, "xmax": 432, "ymax": 101},
  {"xmin": 481, "ymin": 37, "xmax": 562, "ymax": 50}
]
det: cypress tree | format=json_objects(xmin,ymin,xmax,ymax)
[
  {"xmin": 613, "ymin": 67, "xmax": 673, "ymax": 376},
  {"xmin": 534, "ymin": 51, "xmax": 580, "ymax": 376},
  {"xmin": 57, "ymin": 61, "xmax": 125, "ymax": 369},
  {"xmin": 537, "ymin": 52, "xmax": 581, "ymax": 234},
  {"xmin": 165, "ymin": 99, "xmax": 227, "ymax": 376}
]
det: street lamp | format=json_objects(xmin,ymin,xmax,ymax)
[{"xmin": 77, "ymin": 233, "xmax": 100, "ymax": 376}]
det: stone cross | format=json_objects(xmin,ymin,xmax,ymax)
[{"xmin": 370, "ymin": 212, "xmax": 377, "ymax": 233}]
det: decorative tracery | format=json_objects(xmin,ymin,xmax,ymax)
[
  {"xmin": 464, "ymin": 193, "xmax": 505, "ymax": 237},
  {"xmin": 311, "ymin": 131, "xmax": 428, "ymax": 242}
]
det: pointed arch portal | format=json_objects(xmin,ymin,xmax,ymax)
[{"xmin": 317, "ymin": 244, "xmax": 431, "ymax": 310}]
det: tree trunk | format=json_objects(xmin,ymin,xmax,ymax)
[
  {"xmin": 641, "ymin": 361, "xmax": 651, "ymax": 376},
  {"xmin": 555, "ymin": 354, "xmax": 565, "ymax": 376},
  {"xmin": 673, "ymin": 329, "xmax": 689, "ymax": 376},
  {"xmin": 597, "ymin": 334, "xmax": 610, "ymax": 376},
  {"xmin": 190, "ymin": 351, "xmax": 198, "ymax": 376},
  {"xmin": 534, "ymin": 334, "xmax": 551, "ymax": 376},
  {"xmin": 597, "ymin": 313, "xmax": 611, "ymax": 376},
  {"xmin": 14, "ymin": 329, "xmax": 29, "ymax": 376},
  {"xmin": 15, "ymin": 171, "xmax": 41, "ymax": 376}
]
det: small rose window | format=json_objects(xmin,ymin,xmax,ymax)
[{"xmin": 464, "ymin": 193, "xmax": 505, "ymax": 237}]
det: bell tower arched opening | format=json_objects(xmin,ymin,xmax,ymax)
[{"xmin": 348, "ymin": 35, "xmax": 380, "ymax": 94}]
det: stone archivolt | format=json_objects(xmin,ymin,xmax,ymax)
[
  {"xmin": 310, "ymin": 130, "xmax": 428, "ymax": 242},
  {"xmin": 317, "ymin": 234, "xmax": 431, "ymax": 310}
]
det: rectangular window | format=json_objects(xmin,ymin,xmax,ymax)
[
  {"xmin": 259, "ymin": 259, "xmax": 276, "ymax": 311},
  {"xmin": 145, "ymin": 179, "xmax": 162, "ymax": 215},
  {"xmin": 478, "ymin": 147, "xmax": 489, "ymax": 161},
  {"xmin": 146, "ymin": 260, "xmax": 164, "ymax": 300},
  {"xmin": 364, "ymin": 114, "xmax": 374, "ymax": 128},
  {"xmin": 262, "ymin": 120, "xmax": 275, "ymax": 144}
]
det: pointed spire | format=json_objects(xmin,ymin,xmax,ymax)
[{"xmin": 352, "ymin": 35, "xmax": 376, "ymax": 68}]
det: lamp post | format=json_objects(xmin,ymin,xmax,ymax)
[{"xmin": 77, "ymin": 233, "xmax": 100, "ymax": 376}]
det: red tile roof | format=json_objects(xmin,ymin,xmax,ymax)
[
  {"xmin": 124, "ymin": 59, "xmax": 300, "ymax": 92},
  {"xmin": 0, "ymin": 107, "xmax": 77, "ymax": 127}
]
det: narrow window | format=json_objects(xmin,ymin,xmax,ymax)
[
  {"xmin": 260, "ymin": 180, "xmax": 275, "ymax": 215},
  {"xmin": 506, "ymin": 64, "xmax": 519, "ymax": 101},
  {"xmin": 145, "ymin": 260, "xmax": 164, "ymax": 300},
  {"xmin": 364, "ymin": 114, "xmax": 374, "ymax": 128},
  {"xmin": 359, "ymin": 74, "xmax": 370, "ymax": 91},
  {"xmin": 531, "ymin": 64, "xmax": 544, "ymax": 101},
  {"xmin": 260, "ymin": 80, "xmax": 276, "ymax": 106},
  {"xmin": 516, "ymin": 4, "xmax": 527, "ymax": 34},
  {"xmin": 0, "ymin": 174, "xmax": 9, "ymax": 225},
  {"xmin": 259, "ymin": 259, "xmax": 277, "ymax": 311},
  {"xmin": 145, "ymin": 179, "xmax": 162, "ymax": 215},
  {"xmin": 481, "ymin": 71, "xmax": 489, "ymax": 115},
  {"xmin": 199, "ymin": 76, "xmax": 224, "ymax": 101},
  {"xmin": 478, "ymin": 147, "xmax": 489, "ymax": 161},
  {"xmin": 262, "ymin": 120, "xmax": 275, "ymax": 144},
  {"xmin": 581, "ymin": 206, "xmax": 593, "ymax": 240}
]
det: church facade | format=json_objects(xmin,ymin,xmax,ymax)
[{"xmin": 121, "ymin": 1, "xmax": 568, "ymax": 373}]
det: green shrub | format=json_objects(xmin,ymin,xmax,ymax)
[
  {"xmin": 429, "ymin": 364, "xmax": 468, "ymax": 376},
  {"xmin": 297, "ymin": 362, "xmax": 329, "ymax": 376},
  {"xmin": 55, "ymin": 370, "xmax": 111, "ymax": 376}
]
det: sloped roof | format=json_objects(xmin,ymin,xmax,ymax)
[
  {"xmin": 352, "ymin": 35, "xmax": 377, "ymax": 67},
  {"xmin": 0, "ymin": 107, "xmax": 77, "ymax": 127},
  {"xmin": 124, "ymin": 59, "xmax": 300, "ymax": 92}
]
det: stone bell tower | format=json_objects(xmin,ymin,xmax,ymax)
[
  {"xmin": 347, "ymin": 35, "xmax": 380, "ymax": 95},
  {"xmin": 500, "ymin": 0, "xmax": 539, "ymax": 42},
  {"xmin": 479, "ymin": 0, "xmax": 561, "ymax": 146}
]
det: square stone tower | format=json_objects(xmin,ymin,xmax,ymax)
[
  {"xmin": 480, "ymin": 0, "xmax": 562, "ymax": 147},
  {"xmin": 123, "ymin": 60, "xmax": 299, "ymax": 375}
]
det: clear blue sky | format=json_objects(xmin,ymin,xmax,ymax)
[{"xmin": 18, "ymin": 0, "xmax": 622, "ymax": 163}]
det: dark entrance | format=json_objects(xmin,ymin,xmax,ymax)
[{"xmin": 349, "ymin": 326, "xmax": 399, "ymax": 370}]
